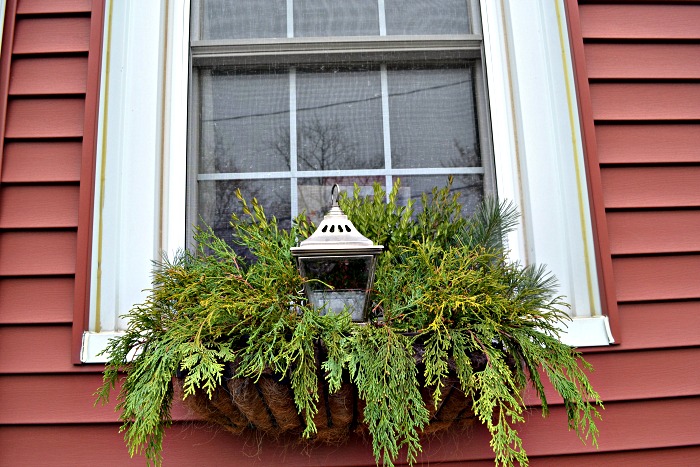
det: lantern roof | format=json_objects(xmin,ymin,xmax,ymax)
[{"xmin": 291, "ymin": 185, "xmax": 384, "ymax": 257}]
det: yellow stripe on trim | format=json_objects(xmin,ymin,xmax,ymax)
[{"xmin": 554, "ymin": 0, "xmax": 597, "ymax": 316}]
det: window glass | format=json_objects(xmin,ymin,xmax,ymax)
[
  {"xmin": 294, "ymin": 0, "xmax": 379, "ymax": 37},
  {"xmin": 388, "ymin": 65, "xmax": 480, "ymax": 169},
  {"xmin": 384, "ymin": 0, "xmax": 471, "ymax": 35},
  {"xmin": 201, "ymin": 0, "xmax": 287, "ymax": 40},
  {"xmin": 191, "ymin": 0, "xmax": 488, "ymax": 244},
  {"xmin": 297, "ymin": 66, "xmax": 383, "ymax": 171},
  {"xmin": 198, "ymin": 0, "xmax": 472, "ymax": 40},
  {"xmin": 199, "ymin": 69, "xmax": 290, "ymax": 174}
]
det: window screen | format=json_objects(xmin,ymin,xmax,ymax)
[{"xmin": 189, "ymin": 0, "xmax": 492, "ymax": 241}]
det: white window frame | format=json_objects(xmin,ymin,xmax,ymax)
[{"xmin": 81, "ymin": 0, "xmax": 613, "ymax": 363}]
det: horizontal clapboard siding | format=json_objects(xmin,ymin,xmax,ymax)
[
  {"xmin": 607, "ymin": 211, "xmax": 700, "ymax": 255},
  {"xmin": 596, "ymin": 124, "xmax": 700, "ymax": 164},
  {"xmin": 10, "ymin": 57, "xmax": 89, "ymax": 95},
  {"xmin": 5, "ymin": 98, "xmax": 85, "ymax": 138},
  {"xmin": 590, "ymin": 83, "xmax": 700, "ymax": 121},
  {"xmin": 13, "ymin": 17, "xmax": 91, "ymax": 54},
  {"xmin": 16, "ymin": 0, "xmax": 92, "ymax": 15},
  {"xmin": 569, "ymin": 0, "xmax": 700, "ymax": 462},
  {"xmin": 0, "ymin": 231, "xmax": 77, "ymax": 276},
  {"xmin": 585, "ymin": 44, "xmax": 700, "ymax": 80},
  {"xmin": 0, "ymin": 185, "xmax": 80, "ymax": 228},
  {"xmin": 601, "ymin": 167, "xmax": 700, "ymax": 208},
  {"xmin": 617, "ymin": 301, "xmax": 700, "ymax": 351},
  {"xmin": 613, "ymin": 255, "xmax": 700, "ymax": 302},
  {"xmin": 1, "ymin": 398, "xmax": 700, "ymax": 465},
  {"xmin": 579, "ymin": 4, "xmax": 700, "ymax": 39}
]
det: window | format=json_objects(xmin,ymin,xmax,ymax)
[
  {"xmin": 81, "ymin": 0, "xmax": 612, "ymax": 363},
  {"xmin": 187, "ymin": 0, "xmax": 493, "ymax": 243}
]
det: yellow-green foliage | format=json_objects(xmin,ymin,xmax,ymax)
[{"xmin": 97, "ymin": 181, "xmax": 602, "ymax": 467}]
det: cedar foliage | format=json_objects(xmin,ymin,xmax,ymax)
[{"xmin": 96, "ymin": 180, "xmax": 602, "ymax": 466}]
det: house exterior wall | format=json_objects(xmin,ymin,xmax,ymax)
[{"xmin": 1, "ymin": 0, "xmax": 699, "ymax": 465}]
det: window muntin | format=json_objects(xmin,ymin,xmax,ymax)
[{"xmin": 189, "ymin": 0, "xmax": 491, "ymax": 239}]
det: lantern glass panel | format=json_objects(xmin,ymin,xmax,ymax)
[{"xmin": 298, "ymin": 255, "xmax": 375, "ymax": 319}]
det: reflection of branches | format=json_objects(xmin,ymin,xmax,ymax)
[
  {"xmin": 453, "ymin": 139, "xmax": 480, "ymax": 167},
  {"xmin": 299, "ymin": 116, "xmax": 359, "ymax": 171}
]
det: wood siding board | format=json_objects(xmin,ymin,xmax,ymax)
[
  {"xmin": 0, "ymin": 277, "xmax": 74, "ymax": 324},
  {"xmin": 596, "ymin": 124, "xmax": 700, "ymax": 164},
  {"xmin": 17, "ymin": 0, "xmax": 92, "ymax": 15},
  {"xmin": 607, "ymin": 210, "xmax": 700, "ymax": 255},
  {"xmin": 613, "ymin": 255, "xmax": 700, "ymax": 302},
  {"xmin": 617, "ymin": 301, "xmax": 700, "ymax": 351},
  {"xmin": 9, "ymin": 57, "xmax": 89, "ymax": 96},
  {"xmin": 0, "ymin": 231, "xmax": 77, "ymax": 276},
  {"xmin": 585, "ymin": 43, "xmax": 700, "ymax": 80},
  {"xmin": 1, "ymin": 141, "xmax": 82, "ymax": 182},
  {"xmin": 529, "ymin": 446, "xmax": 700, "ymax": 467},
  {"xmin": 0, "ymin": 325, "xmax": 99, "ymax": 373},
  {"xmin": 601, "ymin": 167, "xmax": 700, "ymax": 209},
  {"xmin": 0, "ymin": 185, "xmax": 80, "ymax": 228},
  {"xmin": 5, "ymin": 98, "xmax": 85, "ymax": 138},
  {"xmin": 590, "ymin": 83, "xmax": 700, "ymax": 121},
  {"xmin": 579, "ymin": 4, "xmax": 700, "ymax": 40},
  {"xmin": 72, "ymin": 0, "xmax": 104, "ymax": 363},
  {"xmin": 12, "ymin": 17, "xmax": 91, "ymax": 54}
]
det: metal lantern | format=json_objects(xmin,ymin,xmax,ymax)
[{"xmin": 291, "ymin": 185, "xmax": 383, "ymax": 322}]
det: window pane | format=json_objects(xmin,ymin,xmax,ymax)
[
  {"xmin": 297, "ymin": 67, "xmax": 384, "ymax": 171},
  {"xmin": 294, "ymin": 0, "xmax": 379, "ymax": 37},
  {"xmin": 198, "ymin": 179, "xmax": 292, "ymax": 242},
  {"xmin": 389, "ymin": 65, "xmax": 480, "ymax": 169},
  {"xmin": 199, "ymin": 69, "xmax": 290, "ymax": 174},
  {"xmin": 385, "ymin": 0, "xmax": 471, "ymax": 35},
  {"xmin": 200, "ymin": 0, "xmax": 286, "ymax": 40},
  {"xmin": 392, "ymin": 175, "xmax": 483, "ymax": 215}
]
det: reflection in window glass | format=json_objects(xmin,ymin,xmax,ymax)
[
  {"xmin": 389, "ymin": 66, "xmax": 479, "ymax": 169},
  {"xmin": 198, "ymin": 179, "xmax": 292, "ymax": 243},
  {"xmin": 392, "ymin": 175, "xmax": 484, "ymax": 215},
  {"xmin": 298, "ymin": 176, "xmax": 384, "ymax": 224},
  {"xmin": 297, "ymin": 67, "xmax": 384, "ymax": 171},
  {"xmin": 199, "ymin": 69, "xmax": 290, "ymax": 174},
  {"xmin": 191, "ymin": 0, "xmax": 488, "ymax": 247}
]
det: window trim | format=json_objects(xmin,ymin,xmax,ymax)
[{"xmin": 81, "ymin": 0, "xmax": 615, "ymax": 363}]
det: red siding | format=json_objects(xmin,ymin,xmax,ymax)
[
  {"xmin": 579, "ymin": 4, "xmax": 700, "ymax": 39},
  {"xmin": 0, "ymin": 277, "xmax": 74, "ymax": 324},
  {"xmin": 1, "ymin": 142, "xmax": 83, "ymax": 182},
  {"xmin": 596, "ymin": 124, "xmax": 700, "ymax": 164},
  {"xmin": 10, "ymin": 57, "xmax": 89, "ymax": 95},
  {"xmin": 13, "ymin": 17, "xmax": 91, "ymax": 54},
  {"xmin": 16, "ymin": 0, "xmax": 92, "ymax": 15},
  {"xmin": 564, "ymin": 0, "xmax": 700, "ymax": 463}
]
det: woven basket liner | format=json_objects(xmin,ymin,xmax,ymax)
[{"xmin": 174, "ymin": 341, "xmax": 489, "ymax": 443}]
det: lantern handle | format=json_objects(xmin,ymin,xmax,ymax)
[{"xmin": 331, "ymin": 184, "xmax": 340, "ymax": 207}]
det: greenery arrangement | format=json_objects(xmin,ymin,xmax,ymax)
[{"xmin": 96, "ymin": 181, "xmax": 602, "ymax": 467}]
